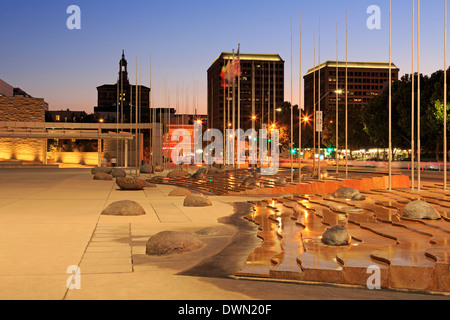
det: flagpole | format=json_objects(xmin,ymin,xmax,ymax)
[
  {"xmin": 313, "ymin": 31, "xmax": 316, "ymax": 174},
  {"xmin": 412, "ymin": 0, "xmax": 415, "ymax": 191},
  {"xmin": 418, "ymin": 0, "xmax": 421, "ymax": 191},
  {"xmin": 318, "ymin": 17, "xmax": 321, "ymax": 181},
  {"xmin": 389, "ymin": 0, "xmax": 392, "ymax": 191},
  {"xmin": 299, "ymin": 12, "xmax": 302, "ymax": 183},
  {"xmin": 150, "ymin": 54, "xmax": 152, "ymax": 168},
  {"xmin": 237, "ymin": 44, "xmax": 241, "ymax": 169},
  {"xmin": 291, "ymin": 16, "xmax": 294, "ymax": 183},
  {"xmin": 445, "ymin": 0, "xmax": 448, "ymax": 191},
  {"xmin": 252, "ymin": 61, "xmax": 255, "ymax": 167},
  {"xmin": 273, "ymin": 61, "xmax": 276, "ymax": 124},
  {"xmin": 345, "ymin": 10, "xmax": 348, "ymax": 179},
  {"xmin": 336, "ymin": 22, "xmax": 339, "ymax": 176}
]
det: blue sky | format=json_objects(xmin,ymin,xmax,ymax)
[{"xmin": 0, "ymin": 0, "xmax": 448, "ymax": 114}]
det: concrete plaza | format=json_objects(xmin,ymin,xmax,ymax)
[{"xmin": 0, "ymin": 167, "xmax": 447, "ymax": 300}]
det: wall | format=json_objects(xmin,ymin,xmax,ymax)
[{"xmin": 0, "ymin": 97, "xmax": 47, "ymax": 162}]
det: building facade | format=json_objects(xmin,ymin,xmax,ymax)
[
  {"xmin": 94, "ymin": 51, "xmax": 150, "ymax": 122},
  {"xmin": 207, "ymin": 52, "xmax": 284, "ymax": 132},
  {"xmin": 0, "ymin": 96, "xmax": 48, "ymax": 162},
  {"xmin": 303, "ymin": 61, "xmax": 399, "ymax": 117}
]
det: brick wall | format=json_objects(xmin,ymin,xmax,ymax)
[{"xmin": 0, "ymin": 97, "xmax": 47, "ymax": 162}]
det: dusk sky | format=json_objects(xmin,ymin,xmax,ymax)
[{"xmin": 1, "ymin": 0, "xmax": 448, "ymax": 114}]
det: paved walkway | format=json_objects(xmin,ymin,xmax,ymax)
[{"xmin": 0, "ymin": 168, "xmax": 447, "ymax": 300}]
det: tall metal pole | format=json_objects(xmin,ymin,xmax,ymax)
[
  {"xmin": 445, "ymin": 0, "xmax": 448, "ymax": 191},
  {"xmin": 313, "ymin": 31, "xmax": 316, "ymax": 173},
  {"xmin": 291, "ymin": 16, "xmax": 294, "ymax": 183},
  {"xmin": 345, "ymin": 11, "xmax": 349, "ymax": 179},
  {"xmin": 299, "ymin": 12, "xmax": 302, "ymax": 183},
  {"xmin": 412, "ymin": 0, "xmax": 415, "ymax": 191},
  {"xmin": 238, "ymin": 44, "xmax": 241, "ymax": 169},
  {"xmin": 389, "ymin": 0, "xmax": 392, "ymax": 190},
  {"xmin": 418, "ymin": 0, "xmax": 421, "ymax": 191},
  {"xmin": 336, "ymin": 22, "xmax": 339, "ymax": 176},
  {"xmin": 318, "ymin": 17, "xmax": 321, "ymax": 181}
]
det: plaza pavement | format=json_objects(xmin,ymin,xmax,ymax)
[{"xmin": 0, "ymin": 167, "xmax": 447, "ymax": 301}]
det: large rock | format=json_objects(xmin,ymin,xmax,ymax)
[
  {"xmin": 195, "ymin": 166, "xmax": 208, "ymax": 175},
  {"xmin": 116, "ymin": 177, "xmax": 146, "ymax": 190},
  {"xmin": 275, "ymin": 177, "xmax": 287, "ymax": 186},
  {"xmin": 167, "ymin": 170, "xmax": 190, "ymax": 178},
  {"xmin": 321, "ymin": 225, "xmax": 351, "ymax": 246},
  {"xmin": 111, "ymin": 168, "xmax": 127, "ymax": 178},
  {"xmin": 101, "ymin": 200, "xmax": 146, "ymax": 216},
  {"xmin": 93, "ymin": 172, "xmax": 113, "ymax": 180},
  {"xmin": 169, "ymin": 188, "xmax": 192, "ymax": 197},
  {"xmin": 183, "ymin": 194, "xmax": 212, "ymax": 207},
  {"xmin": 91, "ymin": 166, "xmax": 113, "ymax": 175},
  {"xmin": 140, "ymin": 164, "xmax": 153, "ymax": 174},
  {"xmin": 241, "ymin": 176, "xmax": 260, "ymax": 187},
  {"xmin": 332, "ymin": 187, "xmax": 365, "ymax": 201},
  {"xmin": 191, "ymin": 172, "xmax": 205, "ymax": 179},
  {"xmin": 403, "ymin": 200, "xmax": 441, "ymax": 220},
  {"xmin": 146, "ymin": 231, "xmax": 203, "ymax": 256}
]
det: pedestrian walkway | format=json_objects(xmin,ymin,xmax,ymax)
[{"xmin": 0, "ymin": 168, "xmax": 447, "ymax": 300}]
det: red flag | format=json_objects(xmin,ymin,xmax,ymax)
[{"xmin": 220, "ymin": 64, "xmax": 227, "ymax": 88}]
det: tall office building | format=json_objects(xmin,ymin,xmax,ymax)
[
  {"xmin": 207, "ymin": 52, "xmax": 285, "ymax": 132},
  {"xmin": 303, "ymin": 61, "xmax": 399, "ymax": 117}
]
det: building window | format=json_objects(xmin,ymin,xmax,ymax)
[{"xmin": 55, "ymin": 115, "xmax": 60, "ymax": 121}]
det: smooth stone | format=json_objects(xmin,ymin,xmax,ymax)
[
  {"xmin": 169, "ymin": 188, "xmax": 192, "ymax": 197},
  {"xmin": 91, "ymin": 166, "xmax": 113, "ymax": 174},
  {"xmin": 275, "ymin": 177, "xmax": 287, "ymax": 186},
  {"xmin": 403, "ymin": 200, "xmax": 441, "ymax": 220},
  {"xmin": 145, "ymin": 231, "xmax": 203, "ymax": 256},
  {"xmin": 321, "ymin": 225, "xmax": 351, "ymax": 246},
  {"xmin": 332, "ymin": 187, "xmax": 365, "ymax": 201},
  {"xmin": 183, "ymin": 194, "xmax": 212, "ymax": 207},
  {"xmin": 140, "ymin": 164, "xmax": 153, "ymax": 174},
  {"xmin": 111, "ymin": 168, "xmax": 127, "ymax": 178},
  {"xmin": 101, "ymin": 200, "xmax": 146, "ymax": 216},
  {"xmin": 241, "ymin": 176, "xmax": 260, "ymax": 187},
  {"xmin": 167, "ymin": 170, "xmax": 190, "ymax": 178},
  {"xmin": 93, "ymin": 172, "xmax": 113, "ymax": 180},
  {"xmin": 116, "ymin": 177, "xmax": 146, "ymax": 190}
]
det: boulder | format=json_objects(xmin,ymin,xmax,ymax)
[
  {"xmin": 195, "ymin": 166, "xmax": 208, "ymax": 175},
  {"xmin": 169, "ymin": 188, "xmax": 192, "ymax": 197},
  {"xmin": 111, "ymin": 168, "xmax": 127, "ymax": 178},
  {"xmin": 116, "ymin": 177, "xmax": 146, "ymax": 190},
  {"xmin": 101, "ymin": 200, "xmax": 146, "ymax": 216},
  {"xmin": 91, "ymin": 166, "xmax": 113, "ymax": 175},
  {"xmin": 302, "ymin": 165, "xmax": 314, "ymax": 174},
  {"xmin": 146, "ymin": 231, "xmax": 203, "ymax": 256},
  {"xmin": 167, "ymin": 170, "xmax": 190, "ymax": 178},
  {"xmin": 140, "ymin": 164, "xmax": 153, "ymax": 174},
  {"xmin": 191, "ymin": 172, "xmax": 205, "ymax": 179},
  {"xmin": 241, "ymin": 176, "xmax": 260, "ymax": 187},
  {"xmin": 332, "ymin": 187, "xmax": 365, "ymax": 201},
  {"xmin": 93, "ymin": 172, "xmax": 113, "ymax": 180},
  {"xmin": 275, "ymin": 177, "xmax": 287, "ymax": 186},
  {"xmin": 403, "ymin": 200, "xmax": 441, "ymax": 220},
  {"xmin": 183, "ymin": 194, "xmax": 212, "ymax": 207},
  {"xmin": 321, "ymin": 225, "xmax": 351, "ymax": 246}
]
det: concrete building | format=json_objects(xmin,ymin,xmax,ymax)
[
  {"xmin": 303, "ymin": 61, "xmax": 399, "ymax": 117},
  {"xmin": 207, "ymin": 52, "xmax": 284, "ymax": 132}
]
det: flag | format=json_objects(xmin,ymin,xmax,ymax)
[
  {"xmin": 224, "ymin": 58, "xmax": 234, "ymax": 83},
  {"xmin": 233, "ymin": 47, "xmax": 241, "ymax": 77},
  {"xmin": 220, "ymin": 63, "xmax": 227, "ymax": 88}
]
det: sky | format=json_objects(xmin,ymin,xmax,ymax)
[{"xmin": 0, "ymin": 0, "xmax": 448, "ymax": 114}]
